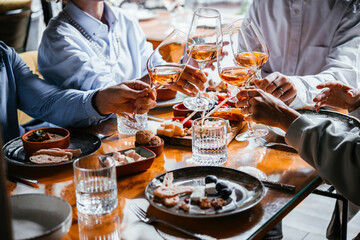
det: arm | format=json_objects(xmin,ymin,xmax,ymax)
[
  {"xmin": 13, "ymin": 48, "xmax": 107, "ymax": 127},
  {"xmin": 237, "ymin": 88, "xmax": 360, "ymax": 206},
  {"xmin": 286, "ymin": 7, "xmax": 360, "ymax": 109},
  {"xmin": 286, "ymin": 116, "xmax": 360, "ymax": 206}
]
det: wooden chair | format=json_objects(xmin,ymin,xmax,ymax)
[
  {"xmin": 0, "ymin": 6, "xmax": 32, "ymax": 53},
  {"xmin": 17, "ymin": 51, "xmax": 41, "ymax": 125}
]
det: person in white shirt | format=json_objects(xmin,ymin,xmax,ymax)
[
  {"xmin": 246, "ymin": 0, "xmax": 360, "ymax": 109},
  {"xmin": 38, "ymin": 0, "xmax": 206, "ymax": 95},
  {"xmin": 236, "ymin": 82, "xmax": 360, "ymax": 239}
]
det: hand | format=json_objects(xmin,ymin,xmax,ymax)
[
  {"xmin": 236, "ymin": 88, "xmax": 300, "ymax": 131},
  {"xmin": 94, "ymin": 80, "xmax": 157, "ymax": 115},
  {"xmin": 166, "ymin": 65, "xmax": 207, "ymax": 96},
  {"xmin": 314, "ymin": 82, "xmax": 360, "ymax": 112},
  {"xmin": 254, "ymin": 72, "xmax": 297, "ymax": 105}
]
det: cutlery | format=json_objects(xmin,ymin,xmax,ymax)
[
  {"xmin": 8, "ymin": 174, "xmax": 39, "ymax": 188},
  {"xmin": 148, "ymin": 115, "xmax": 165, "ymax": 122},
  {"xmin": 261, "ymin": 180, "xmax": 296, "ymax": 192},
  {"xmin": 255, "ymin": 138, "xmax": 296, "ymax": 152},
  {"xmin": 129, "ymin": 202, "xmax": 217, "ymax": 240},
  {"xmin": 96, "ymin": 132, "xmax": 115, "ymax": 140}
]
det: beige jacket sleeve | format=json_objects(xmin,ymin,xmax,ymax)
[{"xmin": 285, "ymin": 115, "xmax": 360, "ymax": 206}]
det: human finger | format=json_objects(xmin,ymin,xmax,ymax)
[
  {"xmin": 184, "ymin": 65, "xmax": 207, "ymax": 84},
  {"xmin": 181, "ymin": 70, "xmax": 206, "ymax": 91},
  {"xmin": 236, "ymin": 88, "xmax": 262, "ymax": 100},
  {"xmin": 313, "ymin": 89, "xmax": 330, "ymax": 102}
]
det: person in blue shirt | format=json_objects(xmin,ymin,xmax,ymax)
[
  {"xmin": 0, "ymin": 41, "xmax": 156, "ymax": 144},
  {"xmin": 38, "ymin": 0, "xmax": 206, "ymax": 95}
]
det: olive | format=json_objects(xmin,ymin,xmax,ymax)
[
  {"xmin": 220, "ymin": 188, "xmax": 232, "ymax": 200},
  {"xmin": 215, "ymin": 182, "xmax": 228, "ymax": 192},
  {"xmin": 205, "ymin": 175, "xmax": 218, "ymax": 184}
]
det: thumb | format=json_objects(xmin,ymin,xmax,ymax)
[
  {"xmin": 254, "ymin": 78, "xmax": 261, "ymax": 87},
  {"xmin": 347, "ymin": 89, "xmax": 357, "ymax": 97}
]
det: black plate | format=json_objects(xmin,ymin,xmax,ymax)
[
  {"xmin": 3, "ymin": 131, "xmax": 101, "ymax": 167},
  {"xmin": 145, "ymin": 166, "xmax": 265, "ymax": 218},
  {"xmin": 269, "ymin": 109, "xmax": 360, "ymax": 136}
]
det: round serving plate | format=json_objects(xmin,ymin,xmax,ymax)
[
  {"xmin": 3, "ymin": 131, "xmax": 101, "ymax": 168},
  {"xmin": 145, "ymin": 166, "xmax": 265, "ymax": 218},
  {"xmin": 268, "ymin": 109, "xmax": 360, "ymax": 137}
]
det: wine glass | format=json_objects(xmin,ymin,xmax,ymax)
[
  {"xmin": 182, "ymin": 8, "xmax": 222, "ymax": 111},
  {"xmin": 228, "ymin": 19, "xmax": 269, "ymax": 141},
  {"xmin": 147, "ymin": 29, "xmax": 195, "ymax": 91},
  {"xmin": 118, "ymin": 30, "xmax": 192, "ymax": 134},
  {"xmin": 230, "ymin": 18, "xmax": 269, "ymax": 79},
  {"xmin": 216, "ymin": 27, "xmax": 263, "ymax": 141}
]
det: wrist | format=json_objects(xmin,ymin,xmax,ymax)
[
  {"xmin": 92, "ymin": 90, "xmax": 109, "ymax": 116},
  {"xmin": 278, "ymin": 107, "xmax": 300, "ymax": 131}
]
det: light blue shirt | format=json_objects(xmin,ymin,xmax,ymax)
[
  {"xmin": 38, "ymin": 0, "xmax": 154, "ymax": 90},
  {"xmin": 0, "ymin": 41, "xmax": 105, "ymax": 143}
]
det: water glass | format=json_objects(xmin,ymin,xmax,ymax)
[
  {"xmin": 117, "ymin": 113, "xmax": 148, "ymax": 135},
  {"xmin": 192, "ymin": 117, "xmax": 227, "ymax": 166},
  {"xmin": 73, "ymin": 157, "xmax": 118, "ymax": 215}
]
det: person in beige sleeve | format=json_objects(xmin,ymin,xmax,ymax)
[{"xmin": 236, "ymin": 81, "xmax": 360, "ymax": 239}]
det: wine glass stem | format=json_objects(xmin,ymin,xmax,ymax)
[{"xmin": 196, "ymin": 63, "xmax": 206, "ymax": 100}]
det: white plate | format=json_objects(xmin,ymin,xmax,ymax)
[
  {"xmin": 10, "ymin": 194, "xmax": 72, "ymax": 240},
  {"xmin": 137, "ymin": 9, "xmax": 158, "ymax": 21},
  {"xmin": 156, "ymin": 92, "xmax": 187, "ymax": 108}
]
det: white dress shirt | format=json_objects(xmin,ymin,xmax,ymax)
[
  {"xmin": 247, "ymin": 0, "xmax": 360, "ymax": 109},
  {"xmin": 38, "ymin": 0, "xmax": 154, "ymax": 90},
  {"xmin": 285, "ymin": 109, "xmax": 360, "ymax": 206}
]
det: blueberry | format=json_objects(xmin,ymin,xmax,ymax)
[
  {"xmin": 220, "ymin": 188, "xmax": 232, "ymax": 200},
  {"xmin": 215, "ymin": 182, "xmax": 228, "ymax": 192},
  {"xmin": 205, "ymin": 175, "xmax": 218, "ymax": 184}
]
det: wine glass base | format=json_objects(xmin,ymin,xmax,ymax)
[
  {"xmin": 183, "ymin": 96, "xmax": 212, "ymax": 111},
  {"xmin": 235, "ymin": 129, "xmax": 269, "ymax": 141}
]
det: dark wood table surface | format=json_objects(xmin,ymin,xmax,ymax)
[{"xmin": 7, "ymin": 106, "xmax": 321, "ymax": 240}]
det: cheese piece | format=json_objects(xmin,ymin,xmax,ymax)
[
  {"xmin": 163, "ymin": 128, "xmax": 175, "ymax": 137},
  {"xmin": 205, "ymin": 183, "xmax": 217, "ymax": 195},
  {"xmin": 190, "ymin": 186, "xmax": 205, "ymax": 201},
  {"xmin": 173, "ymin": 122, "xmax": 184, "ymax": 136},
  {"xmin": 132, "ymin": 153, "xmax": 142, "ymax": 161},
  {"xmin": 157, "ymin": 127, "xmax": 166, "ymax": 136},
  {"xmin": 124, "ymin": 149, "xmax": 135, "ymax": 157},
  {"xmin": 165, "ymin": 122, "xmax": 175, "ymax": 129},
  {"xmin": 125, "ymin": 156, "xmax": 135, "ymax": 163}
]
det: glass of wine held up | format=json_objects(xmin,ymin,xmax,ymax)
[
  {"xmin": 230, "ymin": 18, "xmax": 269, "ymax": 79},
  {"xmin": 147, "ymin": 29, "xmax": 195, "ymax": 93},
  {"xmin": 182, "ymin": 7, "xmax": 223, "ymax": 111},
  {"xmin": 217, "ymin": 27, "xmax": 266, "ymax": 141}
]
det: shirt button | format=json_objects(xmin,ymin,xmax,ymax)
[
  {"xmin": 292, "ymin": 39, "xmax": 297, "ymax": 44},
  {"xmin": 294, "ymin": 9, "xmax": 300, "ymax": 14}
]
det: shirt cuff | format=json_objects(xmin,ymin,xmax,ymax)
[
  {"xmin": 84, "ymin": 90, "xmax": 113, "ymax": 121},
  {"xmin": 349, "ymin": 107, "xmax": 360, "ymax": 120},
  {"xmin": 285, "ymin": 115, "xmax": 313, "ymax": 150},
  {"xmin": 287, "ymin": 76, "xmax": 309, "ymax": 109}
]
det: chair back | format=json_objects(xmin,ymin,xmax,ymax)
[{"xmin": 0, "ymin": 8, "xmax": 31, "ymax": 53}]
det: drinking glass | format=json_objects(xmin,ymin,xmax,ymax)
[
  {"xmin": 217, "ymin": 28, "xmax": 264, "ymax": 141},
  {"xmin": 183, "ymin": 8, "xmax": 222, "ymax": 111},
  {"xmin": 192, "ymin": 117, "xmax": 227, "ymax": 166},
  {"xmin": 228, "ymin": 19, "xmax": 269, "ymax": 140},
  {"xmin": 230, "ymin": 18, "xmax": 269, "ymax": 79},
  {"xmin": 73, "ymin": 157, "xmax": 118, "ymax": 215},
  {"xmin": 147, "ymin": 29, "xmax": 194, "ymax": 90}
]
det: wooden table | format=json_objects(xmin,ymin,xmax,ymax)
[{"xmin": 7, "ymin": 106, "xmax": 321, "ymax": 240}]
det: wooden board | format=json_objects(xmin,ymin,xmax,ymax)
[{"xmin": 161, "ymin": 121, "xmax": 247, "ymax": 147}]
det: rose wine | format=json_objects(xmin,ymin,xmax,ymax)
[
  {"xmin": 235, "ymin": 51, "xmax": 268, "ymax": 69},
  {"xmin": 189, "ymin": 44, "xmax": 217, "ymax": 63},
  {"xmin": 149, "ymin": 65, "xmax": 184, "ymax": 86},
  {"xmin": 219, "ymin": 67, "xmax": 255, "ymax": 87}
]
